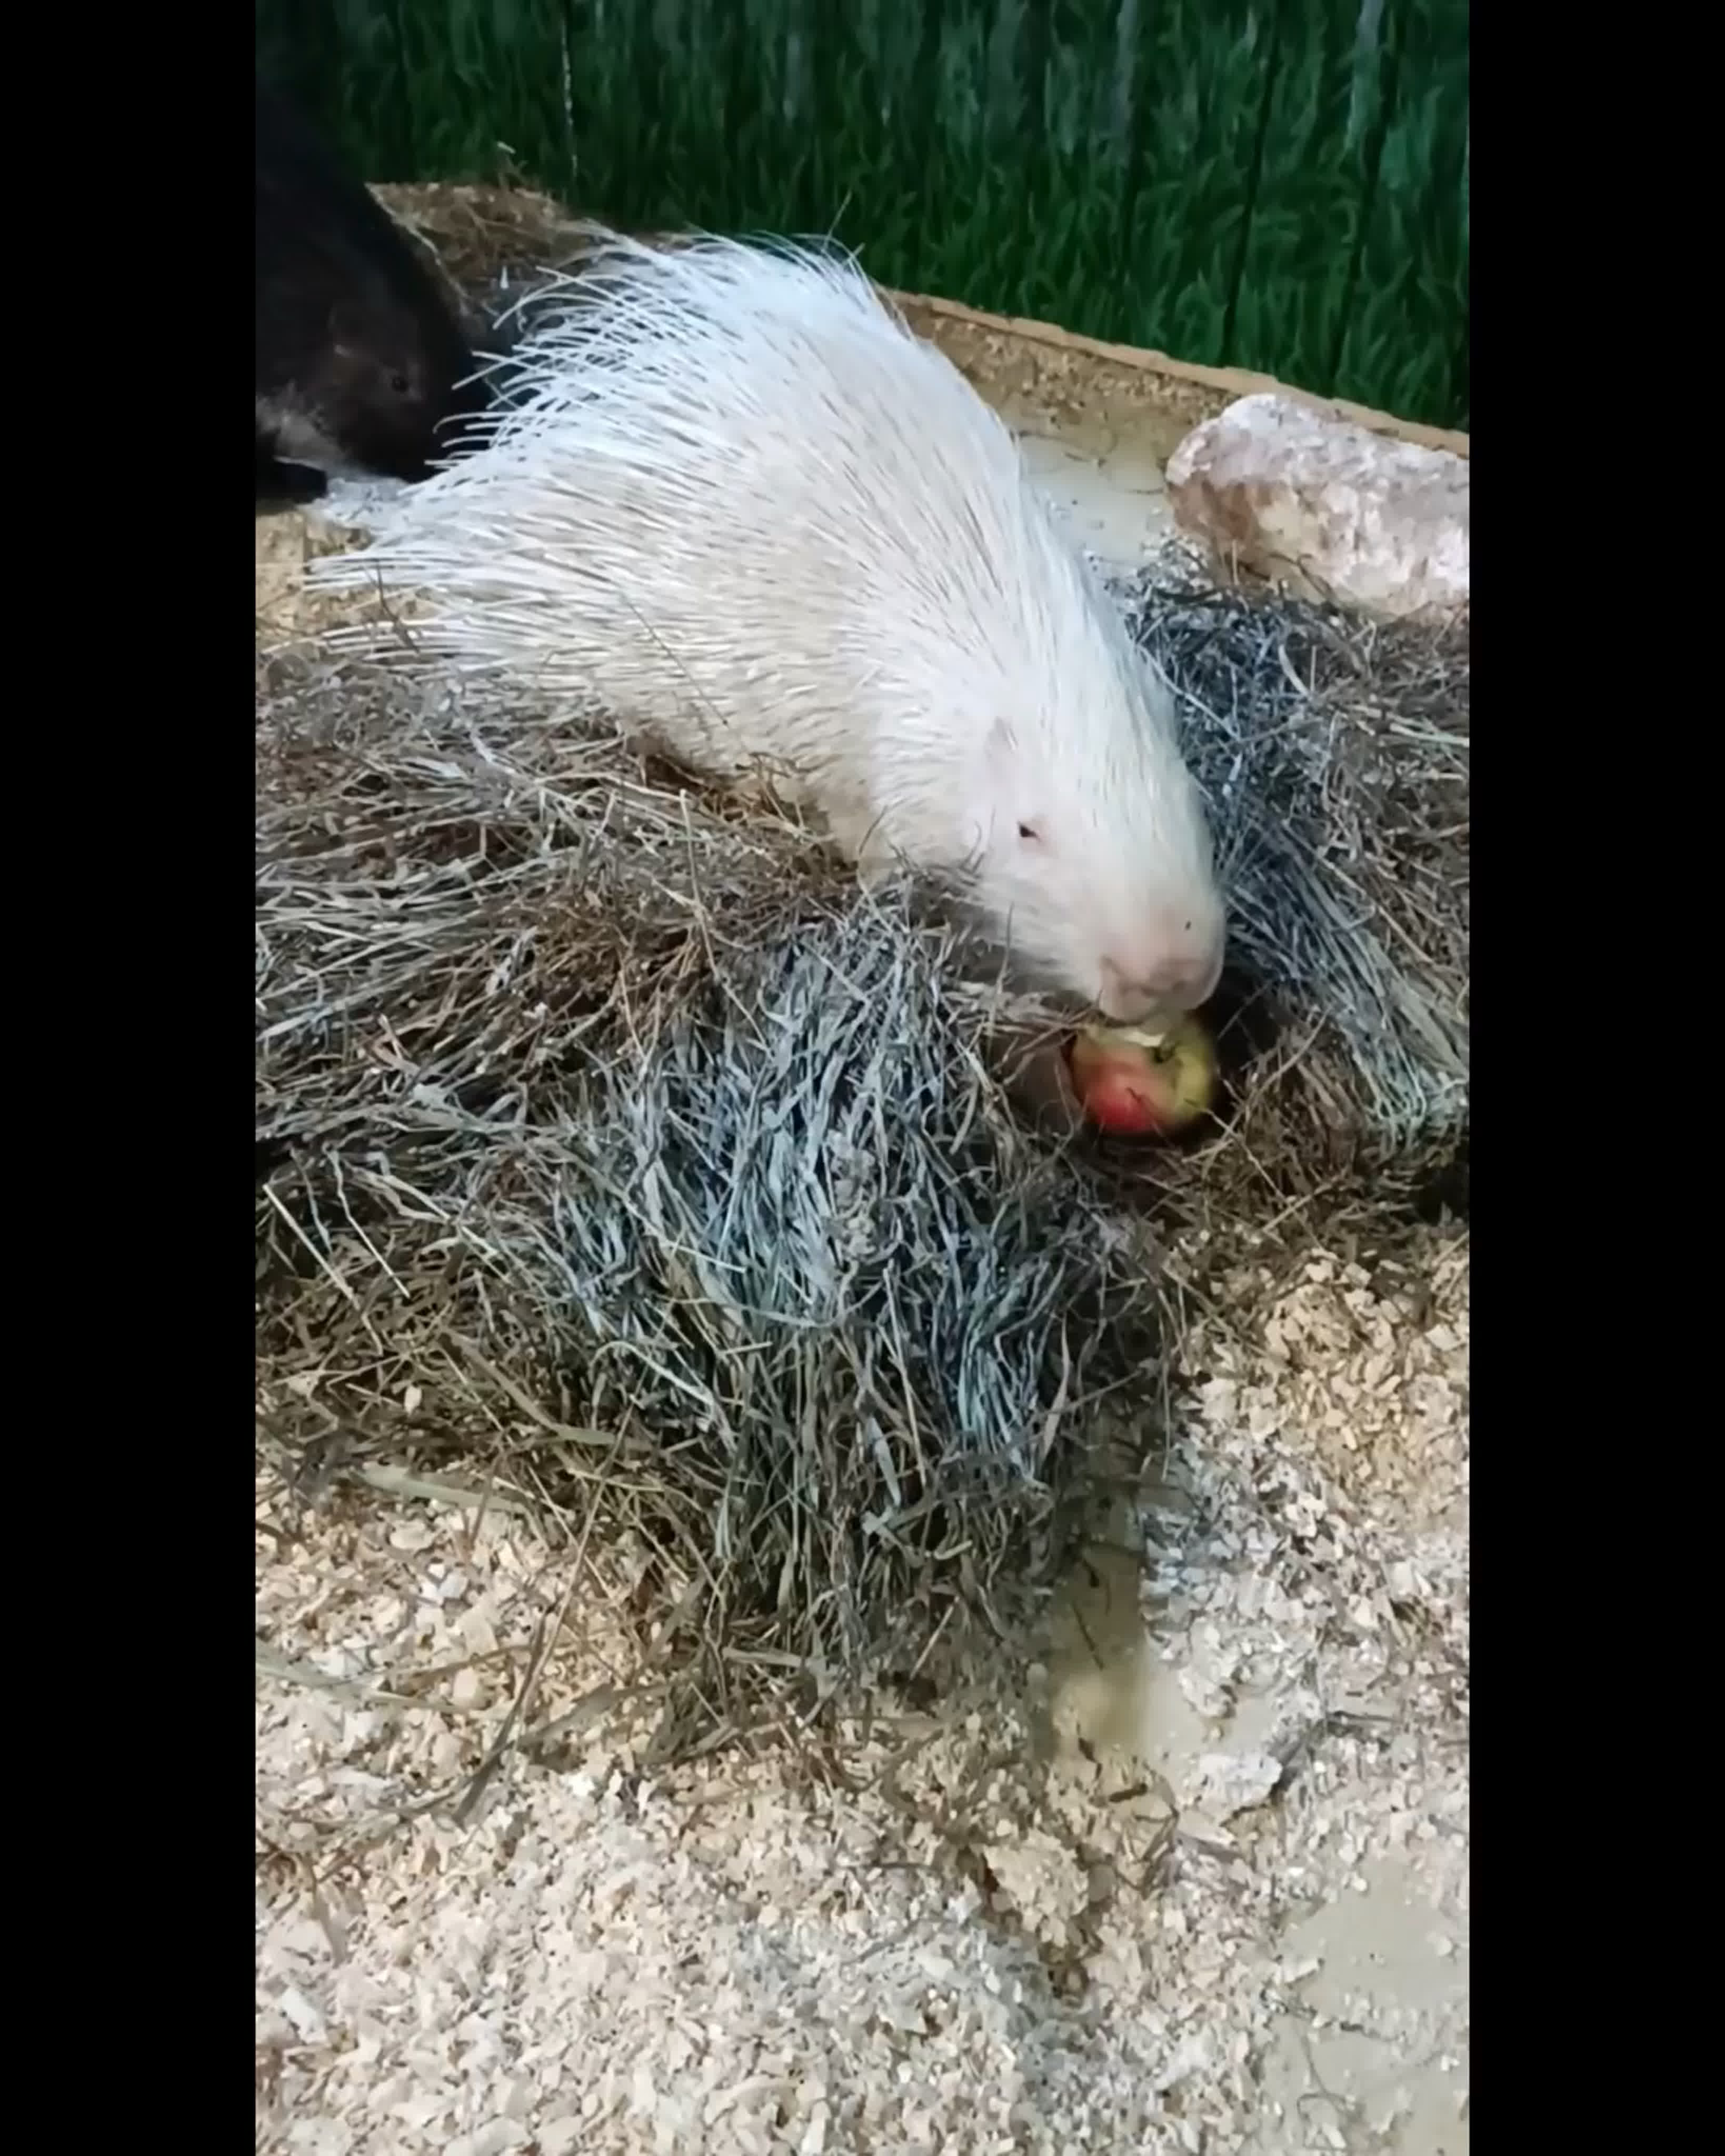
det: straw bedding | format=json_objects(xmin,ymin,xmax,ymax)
[
  {"xmin": 256, "ymin": 508, "xmax": 1465, "ymax": 1738},
  {"xmin": 255, "ymin": 654, "xmax": 1160, "ymax": 1693},
  {"xmin": 1127, "ymin": 573, "xmax": 1469, "ymax": 1204}
]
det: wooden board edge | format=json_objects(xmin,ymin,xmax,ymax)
[{"xmin": 885, "ymin": 288, "xmax": 1470, "ymax": 461}]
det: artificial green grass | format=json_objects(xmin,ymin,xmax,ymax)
[{"xmin": 256, "ymin": 0, "xmax": 1468, "ymax": 431}]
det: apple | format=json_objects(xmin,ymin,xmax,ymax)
[{"xmin": 1066, "ymin": 1015, "xmax": 1219, "ymax": 1138}]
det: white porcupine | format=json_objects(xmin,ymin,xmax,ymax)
[{"xmin": 312, "ymin": 228, "xmax": 1227, "ymax": 1023}]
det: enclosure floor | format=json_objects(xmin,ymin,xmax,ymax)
[
  {"xmin": 257, "ymin": 1234, "xmax": 1469, "ymax": 2154},
  {"xmin": 1048, "ymin": 1542, "xmax": 1469, "ymax": 2156},
  {"xmin": 1000, "ymin": 393, "xmax": 1180, "ymax": 575}
]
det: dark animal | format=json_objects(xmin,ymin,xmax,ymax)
[{"xmin": 255, "ymin": 78, "xmax": 485, "ymax": 502}]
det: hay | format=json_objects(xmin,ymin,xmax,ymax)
[
  {"xmin": 371, "ymin": 182, "xmax": 593, "ymax": 310},
  {"xmin": 256, "ymin": 658, "xmax": 1164, "ymax": 1705},
  {"xmin": 1126, "ymin": 559, "xmax": 1469, "ymax": 1212},
  {"xmin": 256, "ymin": 541, "xmax": 1467, "ymax": 1734}
]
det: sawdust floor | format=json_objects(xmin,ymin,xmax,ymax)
[
  {"xmin": 1005, "ymin": 397, "xmax": 1181, "ymax": 576},
  {"xmin": 256, "ymin": 1230, "xmax": 1469, "ymax": 2155}
]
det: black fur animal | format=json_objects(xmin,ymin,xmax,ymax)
[{"xmin": 255, "ymin": 78, "xmax": 485, "ymax": 501}]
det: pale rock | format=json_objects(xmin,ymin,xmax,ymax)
[{"xmin": 1164, "ymin": 393, "xmax": 1468, "ymax": 623}]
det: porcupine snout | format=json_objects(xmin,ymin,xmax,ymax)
[{"xmin": 1095, "ymin": 908, "xmax": 1226, "ymax": 1024}]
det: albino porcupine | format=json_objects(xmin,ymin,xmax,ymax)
[{"xmin": 311, "ymin": 228, "xmax": 1226, "ymax": 1024}]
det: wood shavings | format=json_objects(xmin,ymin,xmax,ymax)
[{"xmin": 258, "ymin": 1226, "xmax": 1468, "ymax": 2153}]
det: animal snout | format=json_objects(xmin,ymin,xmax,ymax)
[{"xmin": 1098, "ymin": 944, "xmax": 1224, "ymax": 1023}]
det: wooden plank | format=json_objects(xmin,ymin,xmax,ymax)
[{"xmin": 889, "ymin": 287, "xmax": 1470, "ymax": 458}]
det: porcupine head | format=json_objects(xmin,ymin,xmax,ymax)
[
  {"xmin": 258, "ymin": 275, "xmax": 483, "ymax": 484},
  {"xmin": 868, "ymin": 507, "xmax": 1227, "ymax": 1030},
  {"xmin": 255, "ymin": 82, "xmax": 484, "ymax": 485},
  {"xmin": 978, "ymin": 713, "xmax": 1222, "ymax": 1027}
]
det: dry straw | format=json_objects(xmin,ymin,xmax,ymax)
[
  {"xmin": 256, "ymin": 542, "xmax": 1466, "ymax": 1739},
  {"xmin": 1130, "ymin": 567, "xmax": 1469, "ymax": 1191}
]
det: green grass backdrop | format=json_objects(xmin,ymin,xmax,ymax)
[{"xmin": 256, "ymin": 0, "xmax": 1468, "ymax": 431}]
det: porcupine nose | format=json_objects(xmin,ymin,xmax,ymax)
[{"xmin": 1098, "ymin": 938, "xmax": 1224, "ymax": 1023}]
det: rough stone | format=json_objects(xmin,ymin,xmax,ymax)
[{"xmin": 1164, "ymin": 393, "xmax": 1468, "ymax": 623}]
